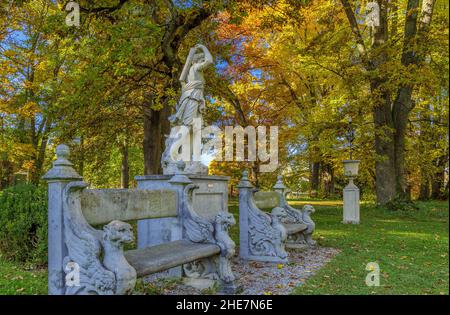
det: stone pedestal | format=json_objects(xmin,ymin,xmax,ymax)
[
  {"xmin": 42, "ymin": 145, "xmax": 83, "ymax": 295},
  {"xmin": 135, "ymin": 174, "xmax": 229, "ymax": 276},
  {"xmin": 343, "ymin": 179, "xmax": 360, "ymax": 224}
]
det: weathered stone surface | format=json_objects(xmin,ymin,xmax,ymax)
[
  {"xmin": 162, "ymin": 44, "xmax": 214, "ymax": 175},
  {"xmin": 43, "ymin": 145, "xmax": 82, "ymax": 295},
  {"xmin": 80, "ymin": 189, "xmax": 177, "ymax": 225},
  {"xmin": 238, "ymin": 171, "xmax": 288, "ymax": 263},
  {"xmin": 343, "ymin": 180, "xmax": 360, "ymax": 224},
  {"xmin": 45, "ymin": 146, "xmax": 236, "ymax": 295},
  {"xmin": 283, "ymin": 223, "xmax": 307, "ymax": 234},
  {"xmin": 238, "ymin": 172, "xmax": 318, "ymax": 263},
  {"xmin": 136, "ymin": 174, "xmax": 230, "ymax": 220},
  {"xmin": 272, "ymin": 175, "xmax": 317, "ymax": 247},
  {"xmin": 136, "ymin": 173, "xmax": 230, "ymax": 267},
  {"xmin": 253, "ymin": 191, "xmax": 280, "ymax": 209},
  {"xmin": 125, "ymin": 240, "xmax": 220, "ymax": 277}
]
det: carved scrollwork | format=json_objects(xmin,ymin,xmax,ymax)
[
  {"xmin": 214, "ymin": 212, "xmax": 236, "ymax": 284},
  {"xmin": 246, "ymin": 189, "xmax": 288, "ymax": 260},
  {"xmin": 300, "ymin": 205, "xmax": 316, "ymax": 246},
  {"xmin": 181, "ymin": 184, "xmax": 216, "ymax": 244},
  {"xmin": 62, "ymin": 181, "xmax": 116, "ymax": 295},
  {"xmin": 275, "ymin": 186, "xmax": 316, "ymax": 247},
  {"xmin": 62, "ymin": 182, "xmax": 137, "ymax": 295},
  {"xmin": 181, "ymin": 183, "xmax": 236, "ymax": 292}
]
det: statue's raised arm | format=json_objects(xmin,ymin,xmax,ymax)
[
  {"xmin": 193, "ymin": 44, "xmax": 213, "ymax": 71},
  {"xmin": 179, "ymin": 44, "xmax": 213, "ymax": 84}
]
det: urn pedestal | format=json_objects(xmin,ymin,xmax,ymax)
[{"xmin": 342, "ymin": 160, "xmax": 360, "ymax": 224}]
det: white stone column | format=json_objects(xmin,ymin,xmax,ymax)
[
  {"xmin": 237, "ymin": 171, "xmax": 253, "ymax": 260},
  {"xmin": 343, "ymin": 178, "xmax": 360, "ymax": 224},
  {"xmin": 42, "ymin": 145, "xmax": 82, "ymax": 295}
]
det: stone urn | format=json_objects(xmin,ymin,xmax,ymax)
[{"xmin": 343, "ymin": 160, "xmax": 360, "ymax": 179}]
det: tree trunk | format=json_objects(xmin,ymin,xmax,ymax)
[
  {"xmin": 121, "ymin": 142, "xmax": 129, "ymax": 189},
  {"xmin": 370, "ymin": 1, "xmax": 397, "ymax": 205},
  {"xmin": 252, "ymin": 163, "xmax": 260, "ymax": 188},
  {"xmin": 419, "ymin": 171, "xmax": 430, "ymax": 200},
  {"xmin": 78, "ymin": 136, "xmax": 84, "ymax": 177},
  {"xmin": 143, "ymin": 100, "xmax": 171, "ymax": 175},
  {"xmin": 0, "ymin": 160, "xmax": 14, "ymax": 189},
  {"xmin": 393, "ymin": 87, "xmax": 412, "ymax": 198},
  {"xmin": 341, "ymin": 0, "xmax": 436, "ymax": 205},
  {"xmin": 143, "ymin": 107, "xmax": 161, "ymax": 175},
  {"xmin": 30, "ymin": 128, "xmax": 49, "ymax": 186},
  {"xmin": 430, "ymin": 171, "xmax": 444, "ymax": 199},
  {"xmin": 431, "ymin": 157, "xmax": 446, "ymax": 199},
  {"xmin": 323, "ymin": 163, "xmax": 334, "ymax": 198},
  {"xmin": 310, "ymin": 161, "xmax": 320, "ymax": 197}
]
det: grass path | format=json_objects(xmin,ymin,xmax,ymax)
[{"xmin": 0, "ymin": 200, "xmax": 448, "ymax": 295}]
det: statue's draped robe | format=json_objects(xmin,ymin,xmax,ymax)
[
  {"xmin": 171, "ymin": 60, "xmax": 211, "ymax": 126},
  {"xmin": 172, "ymin": 80, "xmax": 205, "ymax": 126}
]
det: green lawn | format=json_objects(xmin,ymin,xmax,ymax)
[
  {"xmin": 290, "ymin": 199, "xmax": 449, "ymax": 295},
  {"xmin": 0, "ymin": 200, "xmax": 448, "ymax": 295},
  {"xmin": 0, "ymin": 258, "xmax": 47, "ymax": 295}
]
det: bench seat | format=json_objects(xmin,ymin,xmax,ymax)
[
  {"xmin": 284, "ymin": 223, "xmax": 307, "ymax": 235},
  {"xmin": 125, "ymin": 240, "xmax": 221, "ymax": 277}
]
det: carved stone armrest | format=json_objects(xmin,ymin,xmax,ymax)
[
  {"xmin": 275, "ymin": 189, "xmax": 302, "ymax": 223},
  {"xmin": 180, "ymin": 184, "xmax": 237, "ymax": 292},
  {"xmin": 181, "ymin": 184, "xmax": 216, "ymax": 244},
  {"xmin": 246, "ymin": 187, "xmax": 288, "ymax": 261},
  {"xmin": 180, "ymin": 183, "xmax": 236, "ymax": 251},
  {"xmin": 62, "ymin": 182, "xmax": 136, "ymax": 295},
  {"xmin": 273, "ymin": 178, "xmax": 316, "ymax": 246},
  {"xmin": 281, "ymin": 191, "xmax": 316, "ymax": 246}
]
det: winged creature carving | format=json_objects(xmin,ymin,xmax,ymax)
[
  {"xmin": 62, "ymin": 181, "xmax": 116, "ymax": 295},
  {"xmin": 181, "ymin": 183, "xmax": 215, "ymax": 244},
  {"xmin": 63, "ymin": 182, "xmax": 138, "ymax": 295},
  {"xmin": 246, "ymin": 188, "xmax": 287, "ymax": 259}
]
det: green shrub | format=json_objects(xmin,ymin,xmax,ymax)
[
  {"xmin": 384, "ymin": 195, "xmax": 420, "ymax": 212},
  {"xmin": 0, "ymin": 184, "xmax": 47, "ymax": 265}
]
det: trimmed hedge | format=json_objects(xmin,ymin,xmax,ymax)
[{"xmin": 0, "ymin": 184, "xmax": 47, "ymax": 265}]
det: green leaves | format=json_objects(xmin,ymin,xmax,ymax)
[{"xmin": 0, "ymin": 184, "xmax": 48, "ymax": 265}]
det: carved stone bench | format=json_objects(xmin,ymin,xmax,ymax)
[
  {"xmin": 43, "ymin": 145, "xmax": 236, "ymax": 295},
  {"xmin": 238, "ymin": 171, "xmax": 316, "ymax": 263},
  {"xmin": 269, "ymin": 175, "xmax": 316, "ymax": 248}
]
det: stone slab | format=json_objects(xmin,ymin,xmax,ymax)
[
  {"xmin": 80, "ymin": 189, "xmax": 177, "ymax": 225},
  {"xmin": 136, "ymin": 175, "xmax": 229, "ymax": 220},
  {"xmin": 125, "ymin": 240, "xmax": 220, "ymax": 277}
]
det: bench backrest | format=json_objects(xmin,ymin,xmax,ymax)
[
  {"xmin": 80, "ymin": 189, "xmax": 177, "ymax": 225},
  {"xmin": 253, "ymin": 191, "xmax": 280, "ymax": 209}
]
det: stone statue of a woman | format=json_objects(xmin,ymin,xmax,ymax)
[
  {"xmin": 169, "ymin": 44, "xmax": 213, "ymax": 126},
  {"xmin": 162, "ymin": 44, "xmax": 213, "ymax": 175}
]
